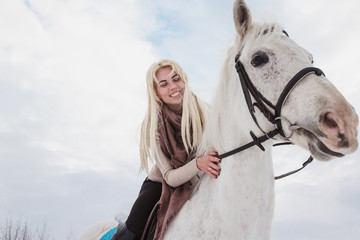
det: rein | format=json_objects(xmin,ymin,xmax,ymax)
[{"xmin": 216, "ymin": 53, "xmax": 324, "ymax": 180}]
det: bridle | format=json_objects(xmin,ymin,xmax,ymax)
[{"xmin": 216, "ymin": 52, "xmax": 325, "ymax": 180}]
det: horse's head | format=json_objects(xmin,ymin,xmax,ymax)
[{"xmin": 232, "ymin": 0, "xmax": 358, "ymax": 161}]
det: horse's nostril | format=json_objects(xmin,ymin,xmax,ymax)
[
  {"xmin": 321, "ymin": 112, "xmax": 338, "ymax": 129},
  {"xmin": 337, "ymin": 133, "xmax": 349, "ymax": 148}
]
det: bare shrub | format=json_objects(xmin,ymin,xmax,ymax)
[
  {"xmin": 1, "ymin": 217, "xmax": 77, "ymax": 240},
  {"xmin": 1, "ymin": 218, "xmax": 33, "ymax": 240}
]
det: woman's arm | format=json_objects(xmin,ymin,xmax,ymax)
[
  {"xmin": 155, "ymin": 143, "xmax": 221, "ymax": 188},
  {"xmin": 155, "ymin": 144, "xmax": 199, "ymax": 188}
]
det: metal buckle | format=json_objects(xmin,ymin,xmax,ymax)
[{"xmin": 275, "ymin": 116, "xmax": 300, "ymax": 140}]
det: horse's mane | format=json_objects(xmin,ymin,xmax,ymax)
[
  {"xmin": 192, "ymin": 21, "xmax": 284, "ymax": 194},
  {"xmin": 197, "ymin": 21, "xmax": 283, "ymax": 153}
]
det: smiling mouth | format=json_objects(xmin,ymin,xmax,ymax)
[
  {"xmin": 170, "ymin": 91, "xmax": 181, "ymax": 97},
  {"xmin": 299, "ymin": 129, "xmax": 344, "ymax": 160}
]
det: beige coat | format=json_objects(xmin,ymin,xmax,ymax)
[{"xmin": 148, "ymin": 142, "xmax": 202, "ymax": 188}]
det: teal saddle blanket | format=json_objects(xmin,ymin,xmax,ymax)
[{"xmin": 99, "ymin": 226, "xmax": 117, "ymax": 240}]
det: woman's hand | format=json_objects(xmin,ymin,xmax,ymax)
[{"xmin": 196, "ymin": 151, "xmax": 221, "ymax": 178}]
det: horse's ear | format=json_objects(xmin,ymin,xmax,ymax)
[{"xmin": 233, "ymin": 0, "xmax": 252, "ymax": 39}]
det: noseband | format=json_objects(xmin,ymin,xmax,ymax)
[{"xmin": 217, "ymin": 53, "xmax": 325, "ymax": 180}]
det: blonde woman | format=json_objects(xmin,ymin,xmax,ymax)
[{"xmin": 111, "ymin": 59, "xmax": 221, "ymax": 240}]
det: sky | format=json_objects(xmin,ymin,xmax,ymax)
[{"xmin": 0, "ymin": 0, "xmax": 359, "ymax": 239}]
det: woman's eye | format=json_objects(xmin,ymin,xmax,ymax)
[
  {"xmin": 173, "ymin": 75, "xmax": 180, "ymax": 81},
  {"xmin": 159, "ymin": 81, "xmax": 167, "ymax": 87},
  {"xmin": 251, "ymin": 51, "xmax": 269, "ymax": 67}
]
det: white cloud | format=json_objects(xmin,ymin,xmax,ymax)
[
  {"xmin": 279, "ymin": 0, "xmax": 360, "ymax": 98},
  {"xmin": 0, "ymin": 0, "xmax": 154, "ymax": 237},
  {"xmin": 0, "ymin": 0, "xmax": 156, "ymax": 173}
]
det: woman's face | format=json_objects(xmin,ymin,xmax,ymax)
[{"xmin": 155, "ymin": 66, "xmax": 185, "ymax": 109}]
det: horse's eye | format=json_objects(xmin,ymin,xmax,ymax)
[{"xmin": 251, "ymin": 51, "xmax": 269, "ymax": 67}]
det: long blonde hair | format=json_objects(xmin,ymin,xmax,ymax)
[{"xmin": 139, "ymin": 59, "xmax": 208, "ymax": 173}]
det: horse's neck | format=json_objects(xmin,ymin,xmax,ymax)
[
  {"xmin": 195, "ymin": 138, "xmax": 274, "ymax": 237},
  {"xmin": 200, "ymin": 62, "xmax": 260, "ymax": 154},
  {"xmin": 196, "ymin": 63, "xmax": 275, "ymax": 229}
]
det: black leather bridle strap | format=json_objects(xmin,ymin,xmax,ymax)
[
  {"xmin": 215, "ymin": 54, "xmax": 324, "ymax": 180},
  {"xmin": 235, "ymin": 55, "xmax": 277, "ymax": 132},
  {"xmin": 274, "ymin": 156, "xmax": 313, "ymax": 180},
  {"xmin": 215, "ymin": 128, "xmax": 313, "ymax": 180},
  {"xmin": 235, "ymin": 52, "xmax": 325, "ymax": 137},
  {"xmin": 274, "ymin": 67, "xmax": 324, "ymax": 136},
  {"xmin": 217, "ymin": 129, "xmax": 280, "ymax": 159}
]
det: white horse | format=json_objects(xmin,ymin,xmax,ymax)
[{"xmin": 78, "ymin": 0, "xmax": 358, "ymax": 239}]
